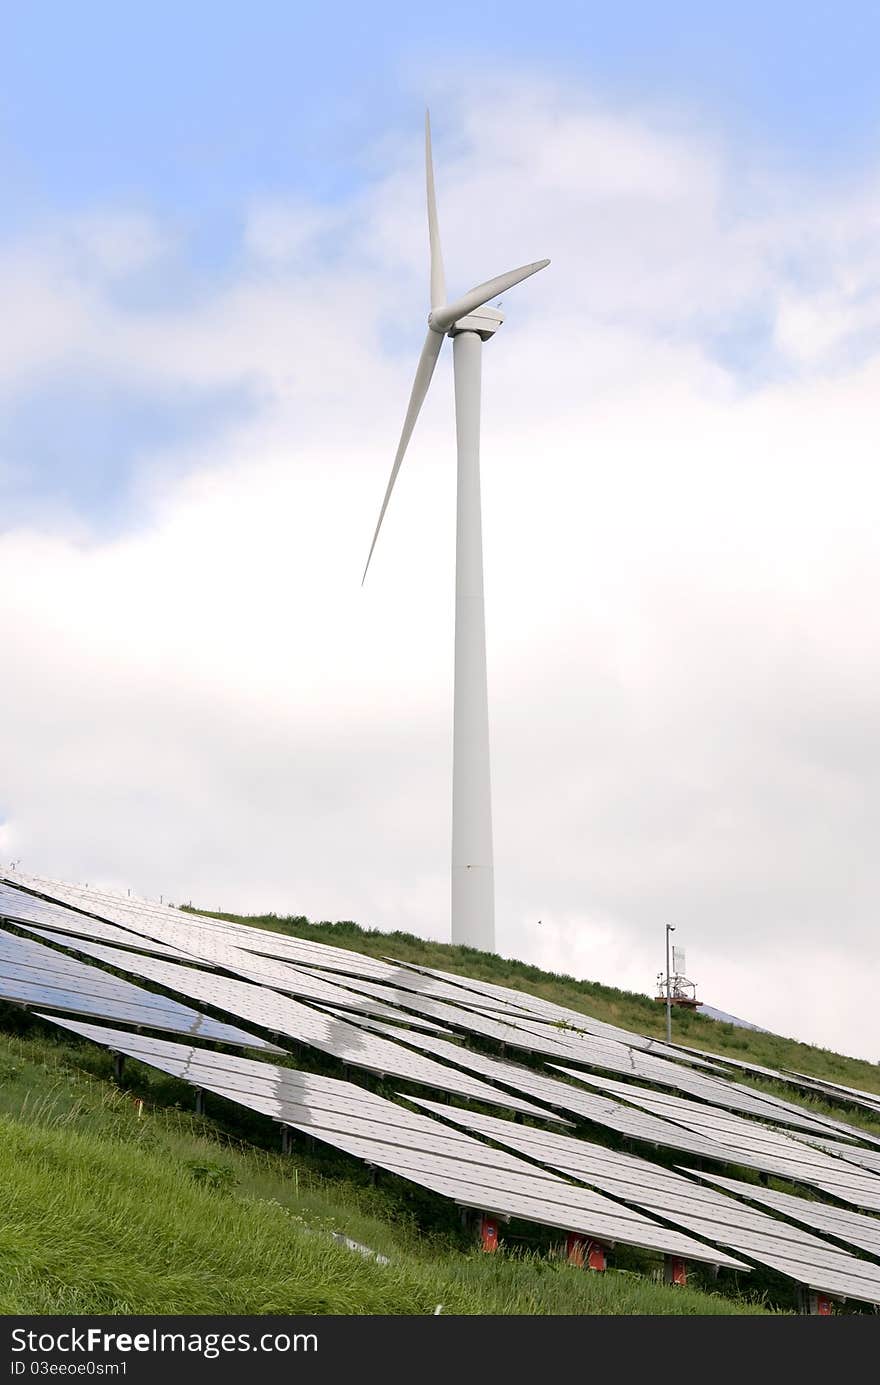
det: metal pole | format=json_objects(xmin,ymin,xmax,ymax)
[
  {"xmin": 451, "ymin": 329, "xmax": 495, "ymax": 951},
  {"xmin": 665, "ymin": 924, "xmax": 675, "ymax": 1042}
]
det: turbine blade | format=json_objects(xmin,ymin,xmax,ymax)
[
  {"xmin": 425, "ymin": 110, "xmax": 446, "ymax": 311},
  {"xmin": 430, "ymin": 258, "xmax": 550, "ymax": 334},
  {"xmin": 362, "ymin": 328, "xmax": 444, "ymax": 583}
]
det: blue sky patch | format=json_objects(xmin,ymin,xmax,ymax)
[{"xmin": 0, "ymin": 374, "xmax": 257, "ymax": 532}]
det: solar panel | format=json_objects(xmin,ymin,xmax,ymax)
[
  {"xmin": 38, "ymin": 1014, "xmax": 748, "ymax": 1271},
  {"xmin": 165, "ymin": 940, "xmax": 401, "ymax": 1003},
  {"xmin": 558, "ymin": 1070, "xmax": 878, "ymax": 1176},
  {"xmin": 305, "ymin": 973, "xmax": 673, "ymax": 1068},
  {"xmin": 6, "ymin": 883, "xmax": 490, "ymax": 1038},
  {"xmin": 328, "ymin": 1010, "xmax": 755, "ymax": 1164},
  {"xmin": 170, "ymin": 919, "xmax": 531, "ymax": 1014},
  {"xmin": 4, "ymin": 871, "xmax": 414, "ymax": 988},
  {"xmin": 12, "ymin": 868, "xmax": 876, "ymax": 1273},
  {"xmin": 0, "ymin": 934, "xmax": 182, "ymax": 995},
  {"xmin": 3, "ymin": 874, "xmax": 226, "ymax": 951},
  {"xmin": 235, "ymin": 939, "xmax": 410, "ymax": 986},
  {"xmin": 499, "ymin": 1020, "xmax": 850, "ymax": 1136},
  {"xmin": 352, "ymin": 1016, "xmax": 880, "ymax": 1207},
  {"xmin": 667, "ymin": 1043, "xmax": 794, "ymax": 1084},
  {"xmin": 209, "ymin": 926, "xmax": 562, "ymax": 1023},
  {"xmin": 153, "ymin": 914, "xmax": 408, "ymax": 985},
  {"xmin": 383, "ymin": 958, "xmax": 695, "ymax": 1057},
  {"xmin": 785, "ymin": 1069, "xmax": 880, "ymax": 1117},
  {"xmin": 234, "ymin": 944, "xmax": 536, "ymax": 1014},
  {"xmin": 470, "ymin": 1008, "xmax": 726, "ymax": 1072},
  {"xmin": 0, "ymin": 881, "xmax": 212, "ymax": 964},
  {"xmin": 686, "ymin": 1171, "xmax": 880, "ymax": 1261},
  {"xmin": 21, "ymin": 876, "xmax": 836, "ymax": 1148},
  {"xmin": 18, "ymin": 924, "xmax": 452, "ymax": 1036},
  {"xmin": 665, "ymin": 1042, "xmax": 880, "ymax": 1147},
  {"xmin": 0, "ymin": 956, "xmax": 158, "ymax": 995},
  {"xmin": 554, "ymin": 1067, "xmax": 880, "ymax": 1213},
  {"xmin": 0, "ymin": 937, "xmax": 102, "ymax": 978},
  {"xmin": 194, "ymin": 956, "xmax": 469, "ymax": 1034},
  {"xmin": 788, "ymin": 1134, "xmax": 880, "ymax": 1178},
  {"xmin": 294, "ymin": 970, "xmax": 777, "ymax": 1114},
  {"xmin": 39, "ymin": 1022, "xmax": 476, "ymax": 1134},
  {"xmin": 19, "ymin": 932, "xmax": 557, "ymax": 1116},
  {"xmin": 407, "ymin": 1098, "xmax": 880, "ymax": 1308},
  {"xmin": 4, "ymin": 871, "xmax": 204, "ymax": 930},
  {"xmin": 280, "ymin": 961, "xmax": 540, "ymax": 1023},
  {"xmin": 0, "ymin": 928, "xmax": 281, "ymax": 1051}
]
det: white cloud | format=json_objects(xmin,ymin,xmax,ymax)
[
  {"xmin": 244, "ymin": 200, "xmax": 347, "ymax": 265},
  {"xmin": 2, "ymin": 81, "xmax": 880, "ymax": 1059},
  {"xmin": 66, "ymin": 211, "xmax": 171, "ymax": 278}
]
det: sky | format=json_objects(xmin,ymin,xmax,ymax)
[{"xmin": 2, "ymin": 3, "xmax": 880, "ymax": 1059}]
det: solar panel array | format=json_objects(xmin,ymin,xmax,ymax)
[
  {"xmin": 786, "ymin": 1070, "xmax": 880, "ymax": 1119},
  {"xmin": 690, "ymin": 1170, "xmax": 880, "ymax": 1260},
  {"xmin": 37, "ymin": 1014, "xmax": 748, "ymax": 1272},
  {"xmin": 407, "ymin": 1099, "xmax": 880, "ymax": 1307},
  {"xmin": 554, "ymin": 1067, "xmax": 880, "ymax": 1212},
  {"xmin": 0, "ymin": 925, "xmax": 281, "ymax": 1051},
  {"xmin": 287, "ymin": 965, "xmax": 749, "ymax": 1083},
  {"xmin": 789, "ymin": 1133, "xmax": 880, "ymax": 1177},
  {"xmin": 667, "ymin": 1041, "xmax": 880, "ymax": 1140},
  {"xmin": 3, "ymin": 870, "xmax": 880, "ymax": 1311},
  {"xmin": 380, "ymin": 957, "xmax": 697, "ymax": 1057},
  {"xmin": 324, "ymin": 1009, "xmax": 880, "ymax": 1193},
  {"xmin": 4, "ymin": 870, "xmax": 432, "ymax": 988},
  {"xmin": 17, "ymin": 924, "xmax": 454, "ymax": 1037},
  {"xmin": 14, "ymin": 926, "xmax": 554, "ymax": 1117},
  {"xmin": 317, "ymin": 1008, "xmax": 750, "ymax": 1159},
  {"xmin": 0, "ymin": 880, "xmax": 210, "ymax": 963}
]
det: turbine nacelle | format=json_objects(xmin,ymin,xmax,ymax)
[{"xmin": 433, "ymin": 303, "xmax": 504, "ymax": 340}]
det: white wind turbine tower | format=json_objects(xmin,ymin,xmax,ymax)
[{"xmin": 363, "ymin": 113, "xmax": 549, "ymax": 952}]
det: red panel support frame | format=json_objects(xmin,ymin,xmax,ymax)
[
  {"xmin": 664, "ymin": 1255, "xmax": 688, "ymax": 1287},
  {"xmin": 801, "ymin": 1289, "xmax": 834, "ymax": 1315},
  {"xmin": 478, "ymin": 1215, "xmax": 499, "ymax": 1253},
  {"xmin": 586, "ymin": 1241, "xmax": 606, "ymax": 1273},
  {"xmin": 564, "ymin": 1235, "xmax": 606, "ymax": 1271}
]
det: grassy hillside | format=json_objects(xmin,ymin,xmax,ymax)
[{"xmin": 2, "ymin": 903, "xmax": 878, "ymax": 1315}]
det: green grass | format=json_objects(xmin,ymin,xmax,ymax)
[{"xmin": 0, "ymin": 1030, "xmax": 771, "ymax": 1315}]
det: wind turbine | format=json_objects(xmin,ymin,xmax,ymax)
[{"xmin": 363, "ymin": 112, "xmax": 549, "ymax": 952}]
